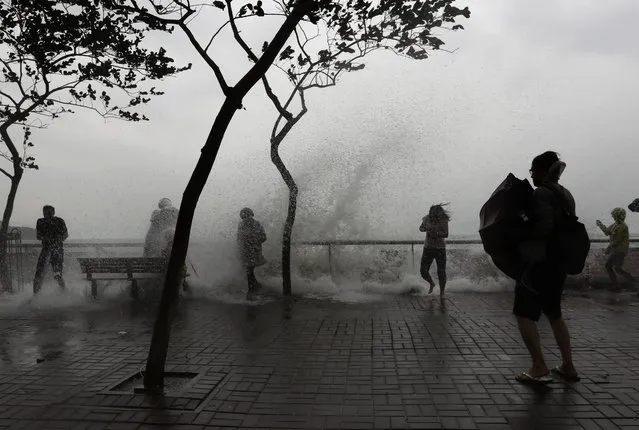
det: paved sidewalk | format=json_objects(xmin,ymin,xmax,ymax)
[{"xmin": 1, "ymin": 292, "xmax": 638, "ymax": 429}]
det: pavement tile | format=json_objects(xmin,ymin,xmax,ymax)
[{"xmin": 0, "ymin": 293, "xmax": 638, "ymax": 429}]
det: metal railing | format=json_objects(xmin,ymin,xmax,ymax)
[
  {"xmin": 2, "ymin": 228, "xmax": 25, "ymax": 292},
  {"xmin": 295, "ymin": 238, "xmax": 636, "ymax": 276},
  {"xmin": 13, "ymin": 237, "xmax": 637, "ymax": 281}
]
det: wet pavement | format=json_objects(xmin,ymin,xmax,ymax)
[{"xmin": 0, "ymin": 291, "xmax": 638, "ymax": 429}]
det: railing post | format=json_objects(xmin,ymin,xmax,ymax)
[
  {"xmin": 328, "ymin": 244, "xmax": 333, "ymax": 277},
  {"xmin": 411, "ymin": 244, "xmax": 415, "ymax": 273}
]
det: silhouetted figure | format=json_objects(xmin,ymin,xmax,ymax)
[
  {"xmin": 514, "ymin": 151, "xmax": 579, "ymax": 385},
  {"xmin": 237, "ymin": 208, "xmax": 266, "ymax": 296},
  {"xmin": 419, "ymin": 204, "xmax": 449, "ymax": 296},
  {"xmin": 33, "ymin": 205, "xmax": 68, "ymax": 294},
  {"xmin": 143, "ymin": 198, "xmax": 179, "ymax": 257},
  {"xmin": 161, "ymin": 228, "xmax": 190, "ymax": 292},
  {"xmin": 597, "ymin": 208, "xmax": 635, "ymax": 289}
]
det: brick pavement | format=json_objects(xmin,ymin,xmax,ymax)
[{"xmin": 0, "ymin": 292, "xmax": 638, "ymax": 429}]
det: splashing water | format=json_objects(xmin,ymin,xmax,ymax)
[{"xmin": 3, "ymin": 239, "xmax": 513, "ymax": 310}]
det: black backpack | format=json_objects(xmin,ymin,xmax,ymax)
[{"xmin": 542, "ymin": 185, "xmax": 591, "ymax": 275}]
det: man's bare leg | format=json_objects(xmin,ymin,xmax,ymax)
[
  {"xmin": 54, "ymin": 273, "xmax": 66, "ymax": 290},
  {"xmin": 549, "ymin": 317, "xmax": 578, "ymax": 376},
  {"xmin": 517, "ymin": 316, "xmax": 549, "ymax": 376}
]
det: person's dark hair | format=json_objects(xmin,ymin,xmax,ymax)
[
  {"xmin": 531, "ymin": 151, "xmax": 560, "ymax": 173},
  {"xmin": 43, "ymin": 205, "xmax": 55, "ymax": 213},
  {"xmin": 429, "ymin": 203, "xmax": 450, "ymax": 221},
  {"xmin": 240, "ymin": 207, "xmax": 254, "ymax": 220}
]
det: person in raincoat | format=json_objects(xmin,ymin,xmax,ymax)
[
  {"xmin": 143, "ymin": 198, "xmax": 179, "ymax": 257},
  {"xmin": 597, "ymin": 207, "xmax": 636, "ymax": 288},
  {"xmin": 236, "ymin": 208, "xmax": 267, "ymax": 294},
  {"xmin": 419, "ymin": 204, "xmax": 450, "ymax": 296}
]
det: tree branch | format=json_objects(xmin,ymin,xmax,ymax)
[
  {"xmin": 46, "ymin": 98, "xmax": 120, "ymax": 118},
  {"xmin": 269, "ymin": 67, "xmax": 313, "ymax": 141},
  {"xmin": 0, "ymin": 125, "xmax": 20, "ymax": 164},
  {"xmin": 177, "ymin": 22, "xmax": 230, "ymax": 95},
  {"xmin": 204, "ymin": 13, "xmax": 287, "ymax": 52},
  {"xmin": 271, "ymin": 92, "xmax": 306, "ymax": 149},
  {"xmin": 133, "ymin": 2, "xmax": 226, "ymax": 88},
  {"xmin": 125, "ymin": 0, "xmax": 187, "ymax": 25},
  {"xmin": 225, "ymin": 0, "xmax": 259, "ymax": 62},
  {"xmin": 3, "ymin": 80, "xmax": 72, "ymax": 129},
  {"xmin": 0, "ymin": 167, "xmax": 13, "ymax": 180},
  {"xmin": 204, "ymin": 21, "xmax": 230, "ymax": 52},
  {"xmin": 0, "ymin": 58, "xmax": 26, "ymax": 98},
  {"xmin": 296, "ymin": 87, "xmax": 307, "ymax": 119},
  {"xmin": 233, "ymin": 0, "xmax": 312, "ymax": 98},
  {"xmin": 225, "ymin": 0, "xmax": 291, "ymax": 118},
  {"xmin": 262, "ymin": 76, "xmax": 292, "ymax": 120},
  {"xmin": 293, "ymin": 27, "xmax": 312, "ymax": 64},
  {"xmin": 0, "ymin": 90, "xmax": 18, "ymax": 108}
]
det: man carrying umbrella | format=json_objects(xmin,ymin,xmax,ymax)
[{"xmin": 513, "ymin": 151, "xmax": 579, "ymax": 384}]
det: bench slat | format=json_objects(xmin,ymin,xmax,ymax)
[{"xmin": 78, "ymin": 257, "xmax": 167, "ymax": 274}]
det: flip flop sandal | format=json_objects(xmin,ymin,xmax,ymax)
[
  {"xmin": 551, "ymin": 366, "xmax": 581, "ymax": 382},
  {"xmin": 515, "ymin": 371, "xmax": 552, "ymax": 385}
]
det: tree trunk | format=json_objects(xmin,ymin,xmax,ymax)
[
  {"xmin": 143, "ymin": 97, "xmax": 238, "ymax": 392},
  {"xmin": 142, "ymin": 0, "xmax": 312, "ymax": 392},
  {"xmin": 0, "ymin": 174, "xmax": 22, "ymax": 293},
  {"xmin": 267, "ymin": 98, "xmax": 307, "ymax": 296},
  {"xmin": 0, "ymin": 125, "xmax": 23, "ymax": 293},
  {"xmin": 271, "ymin": 143, "xmax": 298, "ymax": 296}
]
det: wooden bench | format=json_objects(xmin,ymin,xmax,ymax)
[{"xmin": 78, "ymin": 257, "xmax": 167, "ymax": 299}]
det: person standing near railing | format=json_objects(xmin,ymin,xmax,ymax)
[
  {"xmin": 419, "ymin": 204, "xmax": 450, "ymax": 296},
  {"xmin": 143, "ymin": 198, "xmax": 179, "ymax": 257},
  {"xmin": 597, "ymin": 207, "xmax": 636, "ymax": 290},
  {"xmin": 33, "ymin": 205, "xmax": 68, "ymax": 294},
  {"xmin": 237, "ymin": 208, "xmax": 267, "ymax": 298}
]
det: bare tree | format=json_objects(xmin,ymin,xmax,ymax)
[
  {"xmin": 233, "ymin": 0, "xmax": 470, "ymax": 294},
  {"xmin": 113, "ymin": 0, "xmax": 317, "ymax": 392},
  {"xmin": 0, "ymin": 0, "xmax": 187, "ymax": 292},
  {"xmin": 113, "ymin": 0, "xmax": 468, "ymax": 392}
]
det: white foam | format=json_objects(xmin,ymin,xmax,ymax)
[{"xmin": 3, "ymin": 241, "xmax": 514, "ymax": 308}]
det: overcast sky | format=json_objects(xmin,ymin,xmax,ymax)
[{"xmin": 3, "ymin": 0, "xmax": 639, "ymax": 241}]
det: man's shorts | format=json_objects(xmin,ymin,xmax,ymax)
[{"xmin": 513, "ymin": 260, "xmax": 567, "ymax": 322}]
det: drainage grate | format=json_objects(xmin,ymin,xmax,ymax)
[
  {"xmin": 61, "ymin": 363, "xmax": 229, "ymax": 412},
  {"xmin": 108, "ymin": 371, "xmax": 200, "ymax": 396}
]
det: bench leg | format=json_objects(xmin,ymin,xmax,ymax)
[
  {"xmin": 91, "ymin": 280, "xmax": 98, "ymax": 299},
  {"xmin": 131, "ymin": 279, "xmax": 139, "ymax": 300}
]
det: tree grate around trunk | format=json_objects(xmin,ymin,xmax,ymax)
[{"xmin": 58, "ymin": 362, "xmax": 229, "ymax": 412}]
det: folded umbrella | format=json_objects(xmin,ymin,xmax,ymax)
[{"xmin": 479, "ymin": 173, "xmax": 534, "ymax": 280}]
